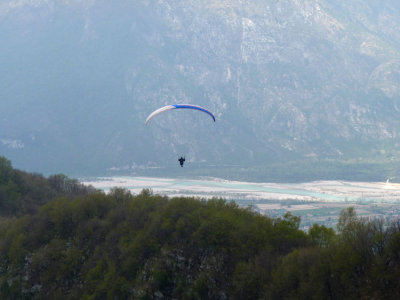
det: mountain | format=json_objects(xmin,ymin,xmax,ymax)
[{"xmin": 1, "ymin": 0, "xmax": 400, "ymax": 180}]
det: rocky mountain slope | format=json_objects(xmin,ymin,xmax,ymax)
[{"xmin": 1, "ymin": 0, "xmax": 400, "ymax": 179}]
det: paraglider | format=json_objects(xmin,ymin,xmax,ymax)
[
  {"xmin": 145, "ymin": 104, "xmax": 215, "ymax": 167},
  {"xmin": 178, "ymin": 156, "xmax": 185, "ymax": 167},
  {"xmin": 145, "ymin": 104, "xmax": 216, "ymax": 125}
]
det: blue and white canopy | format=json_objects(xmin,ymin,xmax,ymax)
[{"xmin": 145, "ymin": 104, "xmax": 216, "ymax": 125}]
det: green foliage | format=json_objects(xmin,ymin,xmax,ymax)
[
  {"xmin": 272, "ymin": 212, "xmax": 309, "ymax": 253},
  {"xmin": 309, "ymin": 224, "xmax": 335, "ymax": 247},
  {"xmin": 337, "ymin": 206, "xmax": 358, "ymax": 233},
  {"xmin": 0, "ymin": 186, "xmax": 311, "ymax": 299},
  {"xmin": 273, "ymin": 208, "xmax": 400, "ymax": 300},
  {"xmin": 0, "ymin": 156, "xmax": 96, "ymax": 217},
  {"xmin": 272, "ymin": 247, "xmax": 328, "ymax": 300},
  {"xmin": 281, "ymin": 212, "xmax": 301, "ymax": 230},
  {"xmin": 0, "ymin": 167, "xmax": 399, "ymax": 299}
]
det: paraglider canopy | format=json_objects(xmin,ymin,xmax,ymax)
[{"xmin": 145, "ymin": 104, "xmax": 216, "ymax": 125}]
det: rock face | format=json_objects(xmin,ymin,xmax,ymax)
[{"xmin": 1, "ymin": 0, "xmax": 400, "ymax": 176}]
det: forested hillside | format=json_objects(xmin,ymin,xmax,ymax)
[
  {"xmin": 0, "ymin": 184, "xmax": 399, "ymax": 299},
  {"xmin": 0, "ymin": 156, "xmax": 96, "ymax": 216}
]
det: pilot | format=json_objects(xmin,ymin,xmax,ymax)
[{"xmin": 178, "ymin": 156, "xmax": 185, "ymax": 167}]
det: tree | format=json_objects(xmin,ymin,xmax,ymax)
[
  {"xmin": 337, "ymin": 206, "xmax": 358, "ymax": 233},
  {"xmin": 309, "ymin": 224, "xmax": 335, "ymax": 248}
]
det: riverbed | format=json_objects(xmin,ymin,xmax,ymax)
[{"xmin": 81, "ymin": 176, "xmax": 400, "ymax": 203}]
